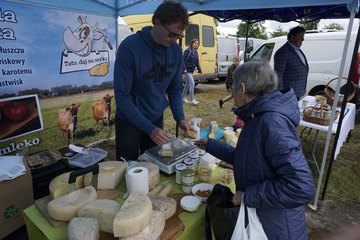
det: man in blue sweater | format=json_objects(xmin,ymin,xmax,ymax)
[{"xmin": 114, "ymin": 1, "xmax": 193, "ymax": 160}]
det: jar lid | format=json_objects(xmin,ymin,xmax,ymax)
[
  {"xmin": 182, "ymin": 168, "xmax": 195, "ymax": 177},
  {"xmin": 196, "ymin": 149, "xmax": 205, "ymax": 156},
  {"xmin": 175, "ymin": 163, "xmax": 186, "ymax": 171},
  {"xmin": 184, "ymin": 158, "xmax": 195, "ymax": 166},
  {"xmin": 189, "ymin": 152, "xmax": 199, "ymax": 159}
]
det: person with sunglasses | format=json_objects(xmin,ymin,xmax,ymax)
[
  {"xmin": 182, "ymin": 39, "xmax": 202, "ymax": 105},
  {"xmin": 114, "ymin": 1, "xmax": 194, "ymax": 160}
]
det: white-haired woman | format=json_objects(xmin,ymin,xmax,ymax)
[{"xmin": 196, "ymin": 60, "xmax": 315, "ymax": 240}]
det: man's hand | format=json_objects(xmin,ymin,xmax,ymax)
[
  {"xmin": 150, "ymin": 127, "xmax": 172, "ymax": 145},
  {"xmin": 178, "ymin": 119, "xmax": 196, "ymax": 132},
  {"xmin": 232, "ymin": 191, "xmax": 244, "ymax": 207}
]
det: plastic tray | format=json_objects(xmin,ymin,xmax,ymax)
[{"xmin": 68, "ymin": 148, "xmax": 107, "ymax": 168}]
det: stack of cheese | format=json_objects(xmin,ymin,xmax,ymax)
[{"xmin": 46, "ymin": 160, "xmax": 177, "ymax": 239}]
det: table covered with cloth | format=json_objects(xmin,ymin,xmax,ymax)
[{"xmin": 23, "ymin": 163, "xmax": 235, "ymax": 240}]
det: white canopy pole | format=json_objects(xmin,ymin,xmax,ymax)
[{"xmin": 308, "ymin": 8, "xmax": 356, "ymax": 211}]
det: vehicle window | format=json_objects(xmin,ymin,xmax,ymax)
[
  {"xmin": 239, "ymin": 40, "xmax": 245, "ymax": 51},
  {"xmin": 250, "ymin": 43, "xmax": 275, "ymax": 61},
  {"xmin": 185, "ymin": 24, "xmax": 199, "ymax": 46},
  {"xmin": 202, "ymin": 25, "xmax": 214, "ymax": 47}
]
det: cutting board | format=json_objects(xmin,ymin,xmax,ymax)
[
  {"xmin": 159, "ymin": 192, "xmax": 186, "ymax": 240},
  {"xmin": 0, "ymin": 103, "xmax": 38, "ymax": 140},
  {"xmin": 100, "ymin": 193, "xmax": 187, "ymax": 240},
  {"xmin": 35, "ymin": 195, "xmax": 66, "ymax": 228}
]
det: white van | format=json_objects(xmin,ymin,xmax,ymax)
[
  {"xmin": 248, "ymin": 31, "xmax": 360, "ymax": 96},
  {"xmin": 217, "ymin": 35, "xmax": 239, "ymax": 79},
  {"xmin": 239, "ymin": 37, "xmax": 266, "ymax": 61},
  {"xmin": 117, "ymin": 17, "xmax": 133, "ymax": 47}
]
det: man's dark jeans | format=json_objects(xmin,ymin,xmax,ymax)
[{"xmin": 115, "ymin": 116, "xmax": 163, "ymax": 160}]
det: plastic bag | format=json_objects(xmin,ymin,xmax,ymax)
[
  {"xmin": 204, "ymin": 184, "xmax": 239, "ymax": 240},
  {"xmin": 231, "ymin": 198, "xmax": 268, "ymax": 240}
]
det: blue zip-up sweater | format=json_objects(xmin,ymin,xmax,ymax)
[
  {"xmin": 183, "ymin": 47, "xmax": 202, "ymax": 73},
  {"xmin": 207, "ymin": 88, "xmax": 315, "ymax": 240},
  {"xmin": 114, "ymin": 26, "xmax": 185, "ymax": 135}
]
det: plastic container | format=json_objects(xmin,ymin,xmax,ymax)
[
  {"xmin": 68, "ymin": 148, "xmax": 107, "ymax": 168},
  {"xmin": 175, "ymin": 163, "xmax": 187, "ymax": 184}
]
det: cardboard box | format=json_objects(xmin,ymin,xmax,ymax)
[{"xmin": 0, "ymin": 157, "xmax": 34, "ymax": 239}]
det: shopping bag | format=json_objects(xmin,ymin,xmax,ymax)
[
  {"xmin": 231, "ymin": 198, "xmax": 268, "ymax": 240},
  {"xmin": 204, "ymin": 184, "xmax": 240, "ymax": 240}
]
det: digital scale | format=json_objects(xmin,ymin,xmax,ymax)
[{"xmin": 138, "ymin": 138, "xmax": 198, "ymax": 174}]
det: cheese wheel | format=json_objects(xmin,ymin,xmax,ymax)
[
  {"xmin": 130, "ymin": 162, "xmax": 160, "ymax": 190},
  {"xmin": 97, "ymin": 161, "xmax": 127, "ymax": 189},
  {"xmin": 49, "ymin": 172, "xmax": 84, "ymax": 200},
  {"xmin": 151, "ymin": 196, "xmax": 176, "ymax": 220},
  {"xmin": 47, "ymin": 186, "xmax": 97, "ymax": 221},
  {"xmin": 121, "ymin": 210, "xmax": 165, "ymax": 240},
  {"xmin": 77, "ymin": 199, "xmax": 121, "ymax": 233},
  {"xmin": 68, "ymin": 217, "xmax": 99, "ymax": 240},
  {"xmin": 113, "ymin": 192, "xmax": 152, "ymax": 237}
]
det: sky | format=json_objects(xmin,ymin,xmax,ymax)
[{"xmin": 217, "ymin": 19, "xmax": 360, "ymax": 37}]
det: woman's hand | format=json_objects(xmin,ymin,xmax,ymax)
[
  {"xmin": 194, "ymin": 138, "xmax": 208, "ymax": 150},
  {"xmin": 232, "ymin": 191, "xmax": 244, "ymax": 207}
]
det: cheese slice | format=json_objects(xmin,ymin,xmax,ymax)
[
  {"xmin": 97, "ymin": 161, "xmax": 127, "ymax": 189},
  {"xmin": 78, "ymin": 199, "xmax": 121, "ymax": 233},
  {"xmin": 158, "ymin": 143, "xmax": 173, "ymax": 158},
  {"xmin": 113, "ymin": 192, "xmax": 152, "ymax": 237},
  {"xmin": 68, "ymin": 217, "xmax": 99, "ymax": 240},
  {"xmin": 47, "ymin": 186, "xmax": 97, "ymax": 221},
  {"xmin": 49, "ymin": 172, "xmax": 84, "ymax": 200},
  {"xmin": 121, "ymin": 210, "xmax": 165, "ymax": 240}
]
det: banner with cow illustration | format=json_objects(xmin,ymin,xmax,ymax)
[{"xmin": 0, "ymin": 1, "xmax": 118, "ymax": 156}]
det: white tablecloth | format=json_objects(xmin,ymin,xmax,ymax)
[{"xmin": 298, "ymin": 96, "xmax": 356, "ymax": 159}]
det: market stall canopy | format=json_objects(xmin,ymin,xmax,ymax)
[{"xmin": 9, "ymin": 0, "xmax": 359, "ymax": 22}]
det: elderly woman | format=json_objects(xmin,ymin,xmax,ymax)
[{"xmin": 196, "ymin": 61, "xmax": 315, "ymax": 240}]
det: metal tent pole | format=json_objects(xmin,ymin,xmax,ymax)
[
  {"xmin": 321, "ymin": 21, "xmax": 360, "ymax": 201},
  {"xmin": 308, "ymin": 9, "xmax": 356, "ymax": 211}
]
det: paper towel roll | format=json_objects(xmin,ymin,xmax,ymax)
[{"xmin": 126, "ymin": 167, "xmax": 149, "ymax": 194}]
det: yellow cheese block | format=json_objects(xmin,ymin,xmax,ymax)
[
  {"xmin": 113, "ymin": 192, "xmax": 152, "ymax": 237},
  {"xmin": 78, "ymin": 199, "xmax": 121, "ymax": 233},
  {"xmin": 97, "ymin": 161, "xmax": 127, "ymax": 190},
  {"xmin": 47, "ymin": 186, "xmax": 97, "ymax": 221},
  {"xmin": 49, "ymin": 172, "xmax": 84, "ymax": 200}
]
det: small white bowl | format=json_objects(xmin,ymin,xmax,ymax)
[
  {"xmin": 180, "ymin": 196, "xmax": 201, "ymax": 212},
  {"xmin": 192, "ymin": 183, "xmax": 214, "ymax": 202}
]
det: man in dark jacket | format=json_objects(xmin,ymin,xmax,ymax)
[
  {"xmin": 274, "ymin": 26, "xmax": 309, "ymax": 100},
  {"xmin": 196, "ymin": 60, "xmax": 315, "ymax": 240}
]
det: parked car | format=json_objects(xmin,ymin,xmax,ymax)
[
  {"xmin": 123, "ymin": 13, "xmax": 217, "ymax": 84},
  {"xmin": 248, "ymin": 31, "xmax": 360, "ymax": 97},
  {"xmin": 238, "ymin": 37, "xmax": 265, "ymax": 61}
]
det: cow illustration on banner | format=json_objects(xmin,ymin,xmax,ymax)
[{"xmin": 61, "ymin": 16, "xmax": 112, "ymax": 76}]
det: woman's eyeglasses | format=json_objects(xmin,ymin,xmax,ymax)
[{"xmin": 163, "ymin": 24, "xmax": 184, "ymax": 39}]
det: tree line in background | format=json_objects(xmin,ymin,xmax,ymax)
[
  {"xmin": 226, "ymin": 20, "xmax": 344, "ymax": 39},
  {"xmin": 0, "ymin": 81, "xmax": 114, "ymax": 99}
]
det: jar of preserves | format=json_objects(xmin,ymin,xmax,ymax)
[
  {"xmin": 175, "ymin": 163, "xmax": 187, "ymax": 184},
  {"xmin": 181, "ymin": 168, "xmax": 195, "ymax": 185}
]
